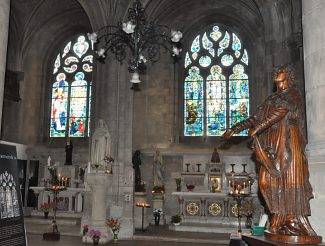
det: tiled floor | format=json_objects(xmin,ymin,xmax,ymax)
[{"xmin": 27, "ymin": 225, "xmax": 230, "ymax": 246}]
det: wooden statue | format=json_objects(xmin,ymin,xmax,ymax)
[{"xmin": 222, "ymin": 66, "xmax": 322, "ymax": 244}]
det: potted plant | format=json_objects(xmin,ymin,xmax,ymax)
[
  {"xmin": 40, "ymin": 202, "xmax": 52, "ymax": 219},
  {"xmin": 175, "ymin": 178, "xmax": 182, "ymax": 191},
  {"xmin": 171, "ymin": 214, "xmax": 182, "ymax": 225},
  {"xmin": 88, "ymin": 229, "xmax": 101, "ymax": 245},
  {"xmin": 186, "ymin": 183, "xmax": 195, "ymax": 192},
  {"xmin": 106, "ymin": 218, "xmax": 120, "ymax": 243},
  {"xmin": 82, "ymin": 224, "xmax": 89, "ymax": 236}
]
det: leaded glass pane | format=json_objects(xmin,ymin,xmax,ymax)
[
  {"xmin": 241, "ymin": 49, "xmax": 248, "ymax": 65},
  {"xmin": 50, "ymin": 73, "xmax": 69, "ymax": 137},
  {"xmin": 50, "ymin": 34, "xmax": 93, "ymax": 138},
  {"xmin": 62, "ymin": 41, "xmax": 71, "ymax": 58},
  {"xmin": 184, "ymin": 26, "xmax": 249, "ymax": 137},
  {"xmin": 191, "ymin": 35, "xmax": 200, "ymax": 53},
  {"xmin": 210, "ymin": 25, "xmax": 222, "ymax": 41},
  {"xmin": 209, "ymin": 48, "xmax": 215, "ymax": 57},
  {"xmin": 73, "ymin": 36, "xmax": 89, "ymax": 58},
  {"xmin": 185, "ymin": 52, "xmax": 192, "ymax": 68},
  {"xmin": 82, "ymin": 55, "xmax": 93, "ymax": 63},
  {"xmin": 184, "ymin": 100, "xmax": 203, "ymax": 136},
  {"xmin": 229, "ymin": 64, "xmax": 249, "ymax": 136},
  {"xmin": 221, "ymin": 54, "xmax": 234, "ymax": 66},
  {"xmin": 232, "ymin": 33, "xmax": 241, "ymax": 51},
  {"xmin": 69, "ymin": 72, "xmax": 87, "ymax": 137},
  {"xmin": 83, "ymin": 64, "xmax": 93, "ymax": 72},
  {"xmin": 206, "ymin": 65, "xmax": 227, "ymax": 136},
  {"xmin": 199, "ymin": 56, "xmax": 211, "ymax": 67},
  {"xmin": 202, "ymin": 32, "xmax": 213, "ymax": 50},
  {"xmin": 64, "ymin": 64, "xmax": 78, "ymax": 73},
  {"xmin": 184, "ymin": 66, "xmax": 204, "ymax": 136},
  {"xmin": 65, "ymin": 56, "xmax": 79, "ymax": 65},
  {"xmin": 53, "ymin": 54, "xmax": 60, "ymax": 74},
  {"xmin": 219, "ymin": 32, "xmax": 230, "ymax": 49}
]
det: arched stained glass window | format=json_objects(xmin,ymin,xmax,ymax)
[
  {"xmin": 50, "ymin": 34, "xmax": 93, "ymax": 138},
  {"xmin": 184, "ymin": 25, "xmax": 249, "ymax": 136}
]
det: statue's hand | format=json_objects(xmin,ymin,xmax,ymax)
[
  {"xmin": 268, "ymin": 169, "xmax": 281, "ymax": 178},
  {"xmin": 248, "ymin": 128, "xmax": 257, "ymax": 137},
  {"xmin": 221, "ymin": 128, "xmax": 235, "ymax": 140}
]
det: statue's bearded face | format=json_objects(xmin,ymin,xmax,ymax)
[{"xmin": 274, "ymin": 70, "xmax": 289, "ymax": 91}]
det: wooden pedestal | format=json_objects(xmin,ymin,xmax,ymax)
[{"xmin": 242, "ymin": 235, "xmax": 324, "ymax": 246}]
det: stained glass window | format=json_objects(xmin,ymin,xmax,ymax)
[
  {"xmin": 184, "ymin": 25, "xmax": 250, "ymax": 137},
  {"xmin": 50, "ymin": 34, "xmax": 93, "ymax": 138}
]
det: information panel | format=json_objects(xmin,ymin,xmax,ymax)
[{"xmin": 0, "ymin": 144, "xmax": 26, "ymax": 246}]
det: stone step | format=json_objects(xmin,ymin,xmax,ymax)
[
  {"xmin": 25, "ymin": 222, "xmax": 81, "ymax": 237},
  {"xmin": 24, "ymin": 216, "xmax": 80, "ymax": 226},
  {"xmin": 169, "ymin": 222, "xmax": 251, "ymax": 234},
  {"xmin": 30, "ymin": 210, "xmax": 82, "ymax": 219}
]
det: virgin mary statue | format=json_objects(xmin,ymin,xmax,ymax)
[{"xmin": 91, "ymin": 119, "xmax": 111, "ymax": 166}]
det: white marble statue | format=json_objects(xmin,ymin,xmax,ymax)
[
  {"xmin": 153, "ymin": 150, "xmax": 164, "ymax": 187},
  {"xmin": 91, "ymin": 119, "xmax": 111, "ymax": 166}
]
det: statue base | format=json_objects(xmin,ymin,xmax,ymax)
[
  {"xmin": 264, "ymin": 231, "xmax": 322, "ymax": 245},
  {"xmin": 43, "ymin": 232, "xmax": 60, "ymax": 241}
]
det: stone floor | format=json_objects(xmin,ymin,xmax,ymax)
[{"xmin": 27, "ymin": 225, "xmax": 231, "ymax": 246}]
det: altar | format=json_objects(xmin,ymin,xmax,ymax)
[{"xmin": 30, "ymin": 186, "xmax": 86, "ymax": 212}]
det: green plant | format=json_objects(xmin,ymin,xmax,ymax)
[
  {"xmin": 171, "ymin": 214, "xmax": 181, "ymax": 224},
  {"xmin": 175, "ymin": 178, "xmax": 181, "ymax": 185}
]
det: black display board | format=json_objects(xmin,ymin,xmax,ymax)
[{"xmin": 0, "ymin": 144, "xmax": 26, "ymax": 246}]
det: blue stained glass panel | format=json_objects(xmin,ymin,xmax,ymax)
[
  {"xmin": 191, "ymin": 35, "xmax": 200, "ymax": 53},
  {"xmin": 219, "ymin": 32, "xmax": 230, "ymax": 49},
  {"xmin": 185, "ymin": 52, "xmax": 192, "ymax": 68},
  {"xmin": 221, "ymin": 54, "xmax": 234, "ymax": 66},
  {"xmin": 50, "ymin": 75, "xmax": 69, "ymax": 137},
  {"xmin": 210, "ymin": 25, "xmax": 222, "ymax": 41},
  {"xmin": 202, "ymin": 32, "xmax": 213, "ymax": 50},
  {"xmin": 184, "ymin": 26, "xmax": 249, "ymax": 137},
  {"xmin": 50, "ymin": 34, "xmax": 93, "ymax": 138},
  {"xmin": 232, "ymin": 33, "xmax": 241, "ymax": 51},
  {"xmin": 241, "ymin": 49, "xmax": 248, "ymax": 65},
  {"xmin": 184, "ymin": 100, "xmax": 203, "ymax": 136},
  {"xmin": 199, "ymin": 56, "xmax": 211, "ymax": 67}
]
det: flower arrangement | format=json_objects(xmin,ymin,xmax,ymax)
[
  {"xmin": 40, "ymin": 202, "xmax": 52, "ymax": 212},
  {"xmin": 82, "ymin": 224, "xmax": 89, "ymax": 236},
  {"xmin": 88, "ymin": 229, "xmax": 101, "ymax": 240},
  {"xmin": 106, "ymin": 218, "xmax": 120, "ymax": 233},
  {"xmin": 107, "ymin": 218, "xmax": 120, "ymax": 242}
]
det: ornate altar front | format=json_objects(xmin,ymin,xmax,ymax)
[{"xmin": 172, "ymin": 192, "xmax": 241, "ymax": 223}]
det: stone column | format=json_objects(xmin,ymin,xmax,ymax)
[
  {"xmin": 303, "ymin": 0, "xmax": 325, "ymax": 238},
  {"xmin": 85, "ymin": 173, "xmax": 112, "ymax": 243},
  {"xmin": 0, "ymin": 0, "xmax": 10, "ymax": 135}
]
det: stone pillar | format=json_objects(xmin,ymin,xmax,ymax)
[
  {"xmin": 303, "ymin": 0, "xmax": 325, "ymax": 238},
  {"xmin": 0, "ymin": 0, "xmax": 10, "ymax": 135},
  {"xmin": 85, "ymin": 173, "xmax": 112, "ymax": 244}
]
